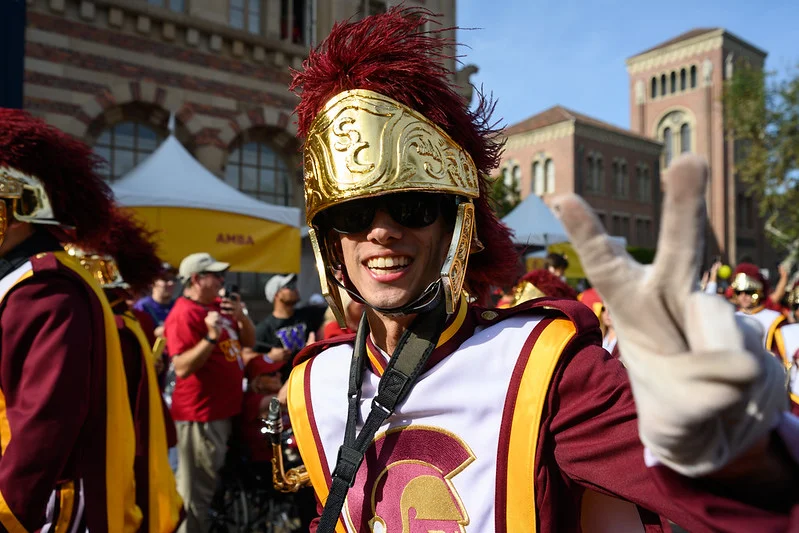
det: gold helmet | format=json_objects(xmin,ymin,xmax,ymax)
[
  {"xmin": 64, "ymin": 244, "xmax": 128, "ymax": 289},
  {"xmin": 292, "ymin": 8, "xmax": 518, "ymax": 325},
  {"xmin": 730, "ymin": 263, "xmax": 766, "ymax": 304}
]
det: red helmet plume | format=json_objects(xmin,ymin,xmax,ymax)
[
  {"xmin": 102, "ymin": 209, "xmax": 163, "ymax": 294},
  {"xmin": 0, "ymin": 108, "xmax": 115, "ymax": 250},
  {"xmin": 519, "ymin": 269, "xmax": 578, "ymax": 300},
  {"xmin": 291, "ymin": 7, "xmax": 518, "ymax": 304}
]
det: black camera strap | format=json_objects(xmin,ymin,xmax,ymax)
[{"xmin": 316, "ymin": 303, "xmax": 448, "ymax": 532}]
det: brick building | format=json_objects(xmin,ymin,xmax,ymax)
[
  {"xmin": 20, "ymin": 0, "xmax": 461, "ymax": 313},
  {"xmin": 626, "ymin": 28, "xmax": 772, "ymax": 265},
  {"xmin": 500, "ymin": 27, "xmax": 775, "ymax": 267},
  {"xmin": 501, "ymin": 106, "xmax": 663, "ymax": 249}
]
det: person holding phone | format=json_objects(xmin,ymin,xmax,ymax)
[{"xmin": 164, "ymin": 252, "xmax": 256, "ymax": 533}]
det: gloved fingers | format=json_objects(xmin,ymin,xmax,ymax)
[
  {"xmin": 550, "ymin": 193, "xmax": 638, "ymax": 305},
  {"xmin": 625, "ymin": 348, "xmax": 762, "ymax": 427},
  {"xmin": 683, "ymin": 292, "xmax": 745, "ymax": 353},
  {"xmin": 650, "ymin": 154, "xmax": 709, "ymax": 322}
]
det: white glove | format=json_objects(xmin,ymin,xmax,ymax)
[{"xmin": 551, "ymin": 154, "xmax": 787, "ymax": 477}]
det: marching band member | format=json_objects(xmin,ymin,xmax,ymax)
[
  {"xmin": 67, "ymin": 208, "xmax": 184, "ymax": 533},
  {"xmin": 732, "ymin": 263, "xmax": 787, "ymax": 358},
  {"xmin": 0, "ymin": 109, "xmax": 141, "ymax": 532},
  {"xmin": 280, "ymin": 8, "xmax": 799, "ymax": 532}
]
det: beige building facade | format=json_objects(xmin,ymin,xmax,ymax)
[
  {"xmin": 627, "ymin": 28, "xmax": 772, "ymax": 265},
  {"xmin": 501, "ymin": 106, "xmax": 663, "ymax": 249},
  {"xmin": 21, "ymin": 0, "xmax": 459, "ymax": 313}
]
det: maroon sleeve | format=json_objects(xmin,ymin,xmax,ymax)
[
  {"xmin": 0, "ymin": 274, "xmax": 93, "ymax": 530},
  {"xmin": 132, "ymin": 308, "xmax": 157, "ymax": 347},
  {"xmin": 548, "ymin": 340, "xmax": 797, "ymax": 532},
  {"xmin": 245, "ymin": 354, "xmax": 285, "ymax": 379}
]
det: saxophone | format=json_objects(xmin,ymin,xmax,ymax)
[{"xmin": 262, "ymin": 397, "xmax": 311, "ymax": 492}]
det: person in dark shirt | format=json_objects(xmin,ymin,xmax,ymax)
[
  {"xmin": 134, "ymin": 262, "xmax": 178, "ymax": 333},
  {"xmin": 254, "ymin": 274, "xmax": 327, "ymax": 364},
  {"xmin": 250, "ymin": 273, "xmax": 326, "ymax": 531}
]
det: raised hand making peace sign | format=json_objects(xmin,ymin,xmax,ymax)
[{"xmin": 551, "ymin": 154, "xmax": 787, "ymax": 476}]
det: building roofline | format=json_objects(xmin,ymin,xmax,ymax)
[
  {"xmin": 505, "ymin": 105, "xmax": 662, "ymax": 148},
  {"xmin": 626, "ymin": 28, "xmax": 766, "ymax": 68}
]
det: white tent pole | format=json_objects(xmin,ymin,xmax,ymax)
[{"xmin": 167, "ymin": 112, "xmax": 176, "ymax": 135}]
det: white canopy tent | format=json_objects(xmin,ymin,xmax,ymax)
[
  {"xmin": 111, "ymin": 134, "xmax": 302, "ymax": 273},
  {"xmin": 501, "ymin": 193, "xmax": 569, "ymax": 247}
]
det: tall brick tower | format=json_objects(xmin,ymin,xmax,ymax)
[{"xmin": 626, "ymin": 29, "xmax": 773, "ymax": 267}]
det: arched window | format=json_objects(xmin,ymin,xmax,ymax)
[
  {"xmin": 510, "ymin": 164, "xmax": 521, "ymax": 192},
  {"xmin": 545, "ymin": 159, "xmax": 555, "ymax": 193},
  {"xmin": 670, "ymin": 71, "xmax": 677, "ymax": 93},
  {"xmin": 680, "ymin": 123, "xmax": 691, "ymax": 153},
  {"xmin": 533, "ymin": 161, "xmax": 545, "ymax": 196},
  {"xmin": 690, "ymin": 65, "xmax": 697, "ymax": 88},
  {"xmin": 620, "ymin": 162, "xmax": 628, "ymax": 197},
  {"xmin": 651, "ymin": 77, "xmax": 657, "ymax": 98},
  {"xmin": 94, "ymin": 122, "xmax": 163, "ymax": 181},
  {"xmin": 585, "ymin": 156, "xmax": 595, "ymax": 193},
  {"xmin": 637, "ymin": 166, "xmax": 651, "ymax": 202},
  {"xmin": 225, "ymin": 139, "xmax": 293, "ymax": 205},
  {"xmin": 663, "ymin": 127, "xmax": 672, "ymax": 168},
  {"xmin": 660, "ymin": 74, "xmax": 667, "ymax": 96},
  {"xmin": 680, "ymin": 68, "xmax": 687, "ymax": 91},
  {"xmin": 594, "ymin": 156, "xmax": 604, "ymax": 194}
]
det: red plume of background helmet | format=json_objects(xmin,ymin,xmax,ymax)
[
  {"xmin": 103, "ymin": 208, "xmax": 163, "ymax": 294},
  {"xmin": 0, "ymin": 108, "xmax": 115, "ymax": 251},
  {"xmin": 519, "ymin": 269, "xmax": 578, "ymax": 300},
  {"xmin": 290, "ymin": 6, "xmax": 519, "ymax": 304}
]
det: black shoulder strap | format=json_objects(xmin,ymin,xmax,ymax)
[{"xmin": 317, "ymin": 304, "xmax": 448, "ymax": 532}]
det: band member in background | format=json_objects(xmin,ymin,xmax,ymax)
[
  {"xmin": 732, "ymin": 262, "xmax": 787, "ymax": 358},
  {"xmin": 0, "ymin": 109, "xmax": 140, "ymax": 532},
  {"xmin": 284, "ymin": 9, "xmax": 797, "ymax": 532},
  {"xmin": 67, "ymin": 208, "xmax": 184, "ymax": 532}
]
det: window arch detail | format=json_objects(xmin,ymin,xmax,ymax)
[
  {"xmin": 225, "ymin": 128, "xmax": 295, "ymax": 206},
  {"xmin": 89, "ymin": 102, "xmax": 176, "ymax": 182},
  {"xmin": 655, "ymin": 108, "xmax": 696, "ymax": 169}
]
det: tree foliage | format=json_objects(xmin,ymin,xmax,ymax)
[
  {"xmin": 724, "ymin": 62, "xmax": 799, "ymax": 247},
  {"xmin": 489, "ymin": 170, "xmax": 522, "ymax": 219}
]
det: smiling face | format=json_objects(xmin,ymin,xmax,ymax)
[{"xmin": 336, "ymin": 205, "xmax": 453, "ymax": 311}]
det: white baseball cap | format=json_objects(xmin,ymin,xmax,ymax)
[
  {"xmin": 265, "ymin": 273, "xmax": 297, "ymax": 303},
  {"xmin": 178, "ymin": 252, "xmax": 230, "ymax": 283}
]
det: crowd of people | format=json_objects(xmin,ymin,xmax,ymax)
[{"xmin": 3, "ymin": 6, "xmax": 799, "ymax": 533}]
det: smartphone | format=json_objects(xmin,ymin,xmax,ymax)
[{"xmin": 223, "ymin": 283, "xmax": 240, "ymax": 299}]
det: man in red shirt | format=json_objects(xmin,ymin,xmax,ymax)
[{"xmin": 164, "ymin": 252, "xmax": 256, "ymax": 533}]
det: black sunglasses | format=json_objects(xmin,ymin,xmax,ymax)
[{"xmin": 318, "ymin": 192, "xmax": 457, "ymax": 235}]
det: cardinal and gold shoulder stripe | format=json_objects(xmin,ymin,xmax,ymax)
[
  {"xmin": 53, "ymin": 251, "xmax": 142, "ymax": 533},
  {"xmin": 496, "ymin": 318, "xmax": 576, "ymax": 533},
  {"xmin": 0, "ymin": 262, "xmax": 34, "ymax": 533},
  {"xmin": 121, "ymin": 315, "xmax": 184, "ymax": 533},
  {"xmin": 288, "ymin": 359, "xmax": 347, "ymax": 533}
]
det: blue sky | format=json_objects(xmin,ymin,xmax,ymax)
[{"xmin": 456, "ymin": 0, "xmax": 798, "ymax": 130}]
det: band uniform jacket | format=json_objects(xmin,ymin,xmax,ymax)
[
  {"xmin": 288, "ymin": 297, "xmax": 799, "ymax": 533},
  {"xmin": 0, "ymin": 234, "xmax": 140, "ymax": 533}
]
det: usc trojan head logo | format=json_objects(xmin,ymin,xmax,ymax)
[{"xmin": 345, "ymin": 426, "xmax": 474, "ymax": 533}]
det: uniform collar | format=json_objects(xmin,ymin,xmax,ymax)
[
  {"xmin": 0, "ymin": 229, "xmax": 62, "ymax": 281},
  {"xmin": 364, "ymin": 295, "xmax": 475, "ymax": 377}
]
